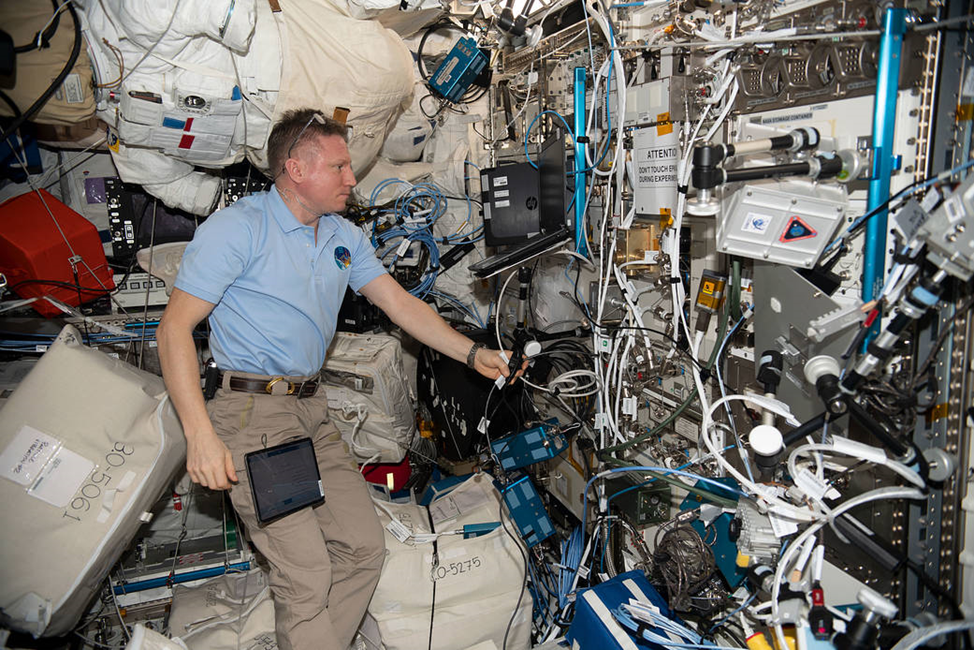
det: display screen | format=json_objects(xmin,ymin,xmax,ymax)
[{"xmin": 245, "ymin": 437, "xmax": 324, "ymax": 524}]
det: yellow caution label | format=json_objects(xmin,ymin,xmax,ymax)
[
  {"xmin": 957, "ymin": 104, "xmax": 974, "ymax": 122},
  {"xmin": 659, "ymin": 207, "xmax": 673, "ymax": 229},
  {"xmin": 701, "ymin": 280, "xmax": 715, "ymax": 295},
  {"xmin": 657, "ymin": 112, "xmax": 673, "ymax": 136},
  {"xmin": 926, "ymin": 403, "xmax": 949, "ymax": 424}
]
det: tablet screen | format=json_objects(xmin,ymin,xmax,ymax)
[{"xmin": 245, "ymin": 437, "xmax": 325, "ymax": 524}]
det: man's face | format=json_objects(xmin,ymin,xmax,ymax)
[{"xmin": 299, "ymin": 133, "xmax": 357, "ymax": 215}]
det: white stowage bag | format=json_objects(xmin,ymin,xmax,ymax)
[
  {"xmin": 0, "ymin": 326, "xmax": 186, "ymax": 638},
  {"xmin": 323, "ymin": 332, "xmax": 417, "ymax": 464},
  {"xmin": 125, "ymin": 625, "xmax": 189, "ymax": 650},
  {"xmin": 369, "ymin": 474, "xmax": 532, "ymax": 650},
  {"xmin": 80, "ymin": 0, "xmax": 272, "ymax": 214},
  {"xmin": 319, "ymin": 0, "xmax": 443, "ymax": 21},
  {"xmin": 80, "ymin": 0, "xmax": 414, "ymax": 215},
  {"xmin": 168, "ymin": 569, "xmax": 277, "ymax": 650},
  {"xmin": 260, "ymin": 0, "xmax": 415, "ymax": 176},
  {"xmin": 379, "ymin": 82, "xmax": 434, "ymax": 163}
]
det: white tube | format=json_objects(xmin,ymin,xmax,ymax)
[
  {"xmin": 890, "ymin": 621, "xmax": 974, "ymax": 650},
  {"xmin": 811, "ymin": 544, "xmax": 825, "ymax": 583},
  {"xmin": 769, "ymin": 487, "xmax": 926, "ymax": 650},
  {"xmin": 702, "ymin": 395, "xmax": 812, "ymax": 520},
  {"xmin": 790, "ymin": 537, "xmax": 817, "ymax": 583},
  {"xmin": 791, "ymin": 442, "xmax": 925, "ymax": 489}
]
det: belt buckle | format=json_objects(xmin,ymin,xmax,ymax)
[
  {"xmin": 265, "ymin": 377, "xmax": 294, "ymax": 396},
  {"xmin": 298, "ymin": 380, "xmax": 317, "ymax": 399}
]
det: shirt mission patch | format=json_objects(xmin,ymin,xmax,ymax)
[{"xmin": 334, "ymin": 246, "xmax": 351, "ymax": 269}]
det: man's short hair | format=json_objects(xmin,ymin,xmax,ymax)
[{"xmin": 268, "ymin": 109, "xmax": 349, "ymax": 178}]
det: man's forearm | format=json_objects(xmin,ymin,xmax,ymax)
[
  {"xmin": 387, "ymin": 292, "xmax": 478, "ymax": 363},
  {"xmin": 157, "ymin": 290, "xmax": 236, "ymax": 489},
  {"xmin": 157, "ymin": 323, "xmax": 214, "ymax": 438}
]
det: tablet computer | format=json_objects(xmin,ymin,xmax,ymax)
[{"xmin": 245, "ymin": 437, "xmax": 325, "ymax": 524}]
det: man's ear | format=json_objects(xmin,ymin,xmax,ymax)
[{"xmin": 283, "ymin": 157, "xmax": 303, "ymax": 183}]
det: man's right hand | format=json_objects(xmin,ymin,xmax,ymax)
[{"xmin": 187, "ymin": 431, "xmax": 238, "ymax": 490}]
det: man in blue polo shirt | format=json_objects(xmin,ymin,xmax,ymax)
[{"xmin": 157, "ymin": 109, "xmax": 513, "ymax": 650}]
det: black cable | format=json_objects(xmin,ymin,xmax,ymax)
[
  {"xmin": 471, "ymin": 122, "xmax": 492, "ymax": 142},
  {"xmin": 603, "ymin": 324, "xmax": 707, "ymax": 371},
  {"xmin": 417, "ymin": 21, "xmax": 455, "ymax": 83},
  {"xmin": 107, "ymin": 256, "xmax": 143, "ymax": 300},
  {"xmin": 419, "ymin": 93, "xmax": 445, "ymax": 119},
  {"xmin": 710, "ymin": 620, "xmax": 748, "ymax": 647},
  {"xmin": 9, "ymin": 278, "xmax": 113, "ymax": 296},
  {"xmin": 912, "ymin": 292, "xmax": 974, "ymax": 387},
  {"xmin": 13, "ymin": 0, "xmax": 63, "ymax": 53},
  {"xmin": 500, "ymin": 497, "xmax": 529, "ymax": 650},
  {"xmin": 430, "ymin": 298, "xmax": 475, "ymax": 326},
  {"xmin": 461, "ymin": 83, "xmax": 489, "ymax": 105},
  {"xmin": 821, "ymin": 174, "xmax": 934, "ymax": 264},
  {"xmin": 559, "ymin": 286, "xmax": 706, "ymax": 370},
  {"xmin": 905, "ymin": 560, "xmax": 968, "ymax": 626},
  {"xmin": 70, "ymin": 265, "xmax": 91, "ymax": 343},
  {"xmin": 441, "ymin": 194, "xmax": 484, "ymax": 206},
  {"xmin": 0, "ymin": 1, "xmax": 81, "ymax": 145},
  {"xmin": 482, "ymin": 380, "xmax": 533, "ymax": 438},
  {"xmin": 422, "ymin": 503, "xmax": 438, "ymax": 650}
]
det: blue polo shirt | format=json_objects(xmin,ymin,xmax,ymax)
[{"xmin": 174, "ymin": 186, "xmax": 387, "ymax": 376}]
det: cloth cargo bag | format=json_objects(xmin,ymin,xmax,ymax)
[
  {"xmin": 323, "ymin": 332, "xmax": 416, "ymax": 464},
  {"xmin": 0, "ymin": 326, "xmax": 186, "ymax": 637},
  {"xmin": 369, "ymin": 474, "xmax": 532, "ymax": 650}
]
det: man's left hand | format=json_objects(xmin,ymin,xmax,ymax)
[{"xmin": 473, "ymin": 347, "xmax": 530, "ymax": 385}]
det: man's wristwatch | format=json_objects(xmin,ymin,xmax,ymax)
[{"xmin": 466, "ymin": 342, "xmax": 486, "ymax": 369}]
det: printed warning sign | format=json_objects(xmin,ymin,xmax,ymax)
[{"xmin": 633, "ymin": 126, "xmax": 679, "ymax": 216}]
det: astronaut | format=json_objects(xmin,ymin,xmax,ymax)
[{"xmin": 157, "ymin": 108, "xmax": 514, "ymax": 650}]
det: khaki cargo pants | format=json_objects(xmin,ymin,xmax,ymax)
[{"xmin": 207, "ymin": 372, "xmax": 386, "ymax": 650}]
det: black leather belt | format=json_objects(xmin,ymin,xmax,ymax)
[{"xmin": 220, "ymin": 373, "xmax": 319, "ymax": 398}]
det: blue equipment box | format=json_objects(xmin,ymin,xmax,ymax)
[
  {"xmin": 567, "ymin": 571, "xmax": 683, "ymax": 650},
  {"xmin": 418, "ymin": 473, "xmax": 472, "ymax": 506},
  {"xmin": 429, "ymin": 36, "xmax": 487, "ymax": 103},
  {"xmin": 491, "ymin": 419, "xmax": 568, "ymax": 471},
  {"xmin": 498, "ymin": 473, "xmax": 555, "ymax": 547}
]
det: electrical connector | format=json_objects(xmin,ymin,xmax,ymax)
[
  {"xmin": 809, "ymin": 585, "xmax": 833, "ymax": 640},
  {"xmin": 462, "ymin": 522, "xmax": 500, "ymax": 539}
]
